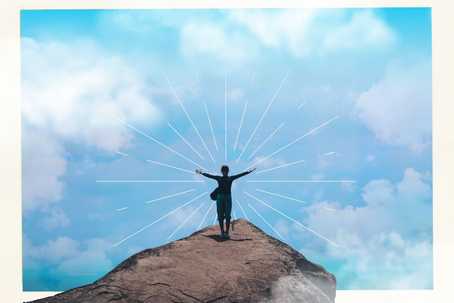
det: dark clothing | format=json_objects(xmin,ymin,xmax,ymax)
[
  {"xmin": 201, "ymin": 171, "xmax": 251, "ymax": 194},
  {"xmin": 216, "ymin": 193, "xmax": 232, "ymax": 221}
]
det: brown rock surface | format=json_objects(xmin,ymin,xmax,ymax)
[{"xmin": 27, "ymin": 219, "xmax": 336, "ymax": 303}]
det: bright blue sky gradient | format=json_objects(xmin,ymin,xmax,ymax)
[{"xmin": 21, "ymin": 8, "xmax": 432, "ymax": 291}]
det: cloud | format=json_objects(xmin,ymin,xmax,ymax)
[
  {"xmin": 40, "ymin": 208, "xmax": 71, "ymax": 230},
  {"xmin": 180, "ymin": 22, "xmax": 255, "ymax": 64},
  {"xmin": 355, "ymin": 60, "xmax": 432, "ymax": 151},
  {"xmin": 24, "ymin": 235, "xmax": 113, "ymax": 278},
  {"xmin": 230, "ymin": 9, "xmax": 395, "ymax": 57},
  {"xmin": 303, "ymin": 168, "xmax": 432, "ymax": 288},
  {"xmin": 22, "ymin": 127, "xmax": 66, "ymax": 211},
  {"xmin": 22, "ymin": 37, "xmax": 161, "ymax": 152},
  {"xmin": 22, "ymin": 37, "xmax": 161, "ymax": 210}
]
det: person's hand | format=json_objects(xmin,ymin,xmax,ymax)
[{"xmin": 195, "ymin": 169, "xmax": 202, "ymax": 174}]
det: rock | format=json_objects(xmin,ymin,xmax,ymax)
[{"xmin": 26, "ymin": 219, "xmax": 336, "ymax": 303}]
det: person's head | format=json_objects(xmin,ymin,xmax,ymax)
[{"xmin": 221, "ymin": 165, "xmax": 229, "ymax": 176}]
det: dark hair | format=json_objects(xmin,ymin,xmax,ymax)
[{"xmin": 221, "ymin": 165, "xmax": 229, "ymax": 174}]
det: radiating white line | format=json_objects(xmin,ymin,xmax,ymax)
[
  {"xmin": 247, "ymin": 122, "xmax": 285, "ymax": 161},
  {"xmin": 232, "ymin": 210, "xmax": 237, "ymax": 220},
  {"xmin": 323, "ymin": 206, "xmax": 337, "ymax": 212},
  {"xmin": 233, "ymin": 101, "xmax": 248, "ymax": 151},
  {"xmin": 118, "ymin": 118, "xmax": 208, "ymax": 171},
  {"xmin": 145, "ymin": 189, "xmax": 196, "ymax": 205},
  {"xmin": 297, "ymin": 101, "xmax": 307, "ymax": 110},
  {"xmin": 168, "ymin": 200, "xmax": 206, "ymax": 240},
  {"xmin": 116, "ymin": 207, "xmax": 128, "ymax": 212},
  {"xmin": 96, "ymin": 180, "xmax": 204, "ymax": 183},
  {"xmin": 248, "ymin": 203, "xmax": 284, "ymax": 240},
  {"xmin": 204, "ymin": 102, "xmax": 219, "ymax": 151},
  {"xmin": 255, "ymin": 188, "xmax": 306, "ymax": 204},
  {"xmin": 112, "ymin": 191, "xmax": 207, "ymax": 247},
  {"xmin": 197, "ymin": 202, "xmax": 215, "ymax": 229},
  {"xmin": 225, "ymin": 74, "xmax": 228, "ymax": 161},
  {"xmin": 246, "ymin": 116, "xmax": 339, "ymax": 170},
  {"xmin": 146, "ymin": 159, "xmax": 195, "ymax": 175},
  {"xmin": 255, "ymin": 159, "xmax": 306, "ymax": 175},
  {"xmin": 166, "ymin": 77, "xmax": 216, "ymax": 163},
  {"xmin": 116, "ymin": 151, "xmax": 128, "ymax": 157},
  {"xmin": 324, "ymin": 152, "xmax": 337, "ymax": 156},
  {"xmin": 247, "ymin": 180, "xmax": 355, "ymax": 183},
  {"xmin": 168, "ymin": 122, "xmax": 205, "ymax": 160},
  {"xmin": 236, "ymin": 72, "xmax": 289, "ymax": 162},
  {"xmin": 235, "ymin": 199, "xmax": 249, "ymax": 221},
  {"xmin": 244, "ymin": 192, "xmax": 340, "ymax": 247}
]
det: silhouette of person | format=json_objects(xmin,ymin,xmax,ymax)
[{"xmin": 196, "ymin": 166, "xmax": 256, "ymax": 239}]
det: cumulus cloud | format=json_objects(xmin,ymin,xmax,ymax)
[
  {"xmin": 22, "ymin": 37, "xmax": 161, "ymax": 152},
  {"xmin": 355, "ymin": 60, "xmax": 432, "ymax": 151},
  {"xmin": 41, "ymin": 208, "xmax": 71, "ymax": 230},
  {"xmin": 303, "ymin": 168, "xmax": 433, "ymax": 288},
  {"xmin": 22, "ymin": 37, "xmax": 161, "ymax": 211},
  {"xmin": 24, "ymin": 235, "xmax": 113, "ymax": 277},
  {"xmin": 229, "ymin": 9, "xmax": 395, "ymax": 57},
  {"xmin": 22, "ymin": 127, "xmax": 66, "ymax": 211},
  {"xmin": 180, "ymin": 22, "xmax": 255, "ymax": 64}
]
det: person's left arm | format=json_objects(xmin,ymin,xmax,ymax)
[{"xmin": 231, "ymin": 168, "xmax": 256, "ymax": 180}]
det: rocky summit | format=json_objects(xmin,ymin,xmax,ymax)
[{"xmin": 27, "ymin": 219, "xmax": 336, "ymax": 303}]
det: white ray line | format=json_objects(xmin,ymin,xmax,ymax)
[
  {"xmin": 297, "ymin": 101, "xmax": 307, "ymax": 110},
  {"xmin": 112, "ymin": 191, "xmax": 207, "ymax": 247},
  {"xmin": 255, "ymin": 189, "xmax": 306, "ymax": 204},
  {"xmin": 247, "ymin": 180, "xmax": 356, "ymax": 183},
  {"xmin": 168, "ymin": 200, "xmax": 206, "ymax": 240},
  {"xmin": 116, "ymin": 151, "xmax": 128, "ymax": 157},
  {"xmin": 244, "ymin": 192, "xmax": 340, "ymax": 247},
  {"xmin": 96, "ymin": 180, "xmax": 204, "ymax": 183},
  {"xmin": 236, "ymin": 72, "xmax": 289, "ymax": 162},
  {"xmin": 168, "ymin": 122, "xmax": 205, "ymax": 160},
  {"xmin": 233, "ymin": 101, "xmax": 248, "ymax": 151},
  {"xmin": 256, "ymin": 159, "xmax": 306, "ymax": 175},
  {"xmin": 225, "ymin": 74, "xmax": 228, "ymax": 161},
  {"xmin": 204, "ymin": 101, "xmax": 219, "ymax": 151},
  {"xmin": 248, "ymin": 203, "xmax": 284, "ymax": 240},
  {"xmin": 232, "ymin": 210, "xmax": 237, "ymax": 220},
  {"xmin": 166, "ymin": 77, "xmax": 216, "ymax": 163},
  {"xmin": 118, "ymin": 118, "xmax": 208, "ymax": 171},
  {"xmin": 198, "ymin": 202, "xmax": 215, "ymax": 229},
  {"xmin": 247, "ymin": 122, "xmax": 285, "ymax": 161},
  {"xmin": 145, "ymin": 189, "xmax": 196, "ymax": 205},
  {"xmin": 116, "ymin": 207, "xmax": 128, "ymax": 212},
  {"xmin": 235, "ymin": 199, "xmax": 249, "ymax": 221},
  {"xmin": 323, "ymin": 152, "xmax": 337, "ymax": 156},
  {"xmin": 146, "ymin": 159, "xmax": 195, "ymax": 175},
  {"xmin": 246, "ymin": 116, "xmax": 339, "ymax": 170}
]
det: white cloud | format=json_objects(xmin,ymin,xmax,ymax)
[
  {"xmin": 24, "ymin": 235, "xmax": 113, "ymax": 277},
  {"xmin": 22, "ymin": 37, "xmax": 161, "ymax": 152},
  {"xmin": 181, "ymin": 22, "xmax": 255, "ymax": 64},
  {"xmin": 303, "ymin": 167, "xmax": 432, "ymax": 288},
  {"xmin": 41, "ymin": 208, "xmax": 71, "ymax": 230},
  {"xmin": 22, "ymin": 37, "xmax": 161, "ymax": 210},
  {"xmin": 355, "ymin": 60, "xmax": 431, "ymax": 151},
  {"xmin": 22, "ymin": 127, "xmax": 66, "ymax": 211},
  {"xmin": 230, "ymin": 9, "xmax": 395, "ymax": 57}
]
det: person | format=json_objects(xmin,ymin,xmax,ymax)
[{"xmin": 196, "ymin": 166, "xmax": 256, "ymax": 239}]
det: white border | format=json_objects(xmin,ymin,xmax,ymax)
[{"xmin": 1, "ymin": 1, "xmax": 453, "ymax": 302}]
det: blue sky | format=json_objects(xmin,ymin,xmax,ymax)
[{"xmin": 21, "ymin": 8, "xmax": 432, "ymax": 291}]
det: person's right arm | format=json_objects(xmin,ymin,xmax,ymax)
[{"xmin": 195, "ymin": 169, "xmax": 219, "ymax": 180}]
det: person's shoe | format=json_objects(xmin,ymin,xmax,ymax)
[
  {"xmin": 220, "ymin": 231, "xmax": 225, "ymax": 238},
  {"xmin": 224, "ymin": 233, "xmax": 230, "ymax": 240}
]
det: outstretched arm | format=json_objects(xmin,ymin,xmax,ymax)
[
  {"xmin": 231, "ymin": 168, "xmax": 256, "ymax": 180},
  {"xmin": 195, "ymin": 169, "xmax": 219, "ymax": 180}
]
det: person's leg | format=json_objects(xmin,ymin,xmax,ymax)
[
  {"xmin": 224, "ymin": 195, "xmax": 232, "ymax": 236},
  {"xmin": 216, "ymin": 194, "xmax": 225, "ymax": 235}
]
